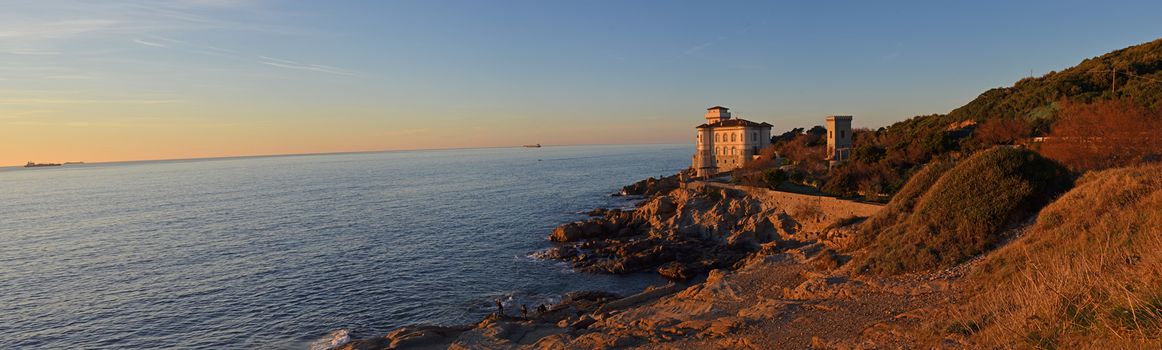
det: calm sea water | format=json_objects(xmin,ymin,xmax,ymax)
[{"xmin": 0, "ymin": 144, "xmax": 690, "ymax": 349}]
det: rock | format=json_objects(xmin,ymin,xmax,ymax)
[
  {"xmin": 533, "ymin": 246, "xmax": 579, "ymax": 261},
  {"xmin": 562, "ymin": 290, "xmax": 621, "ymax": 304},
  {"xmin": 580, "ymin": 221, "xmax": 604, "ymax": 237},
  {"xmin": 550, "ymin": 223, "xmax": 583, "ymax": 242},
  {"xmin": 657, "ymin": 261, "xmax": 698, "ymax": 281},
  {"xmin": 569, "ymin": 315, "xmax": 597, "ymax": 330},
  {"xmin": 655, "ymin": 197, "xmax": 677, "ymax": 216},
  {"xmin": 619, "ymin": 172, "xmax": 684, "ymax": 197},
  {"xmin": 381, "ymin": 324, "xmax": 471, "ymax": 349}
]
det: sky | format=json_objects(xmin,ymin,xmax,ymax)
[{"xmin": 2, "ymin": 0, "xmax": 1161, "ymax": 166}]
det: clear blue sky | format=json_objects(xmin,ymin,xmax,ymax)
[{"xmin": 2, "ymin": 0, "xmax": 1161, "ymax": 164}]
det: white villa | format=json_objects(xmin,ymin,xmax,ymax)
[{"xmin": 692, "ymin": 106, "xmax": 773, "ymax": 177}]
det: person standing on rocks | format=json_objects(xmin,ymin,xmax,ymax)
[{"xmin": 495, "ymin": 299, "xmax": 504, "ymax": 316}]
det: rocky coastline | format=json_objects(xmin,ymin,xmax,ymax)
[{"xmin": 337, "ymin": 174, "xmax": 895, "ymax": 350}]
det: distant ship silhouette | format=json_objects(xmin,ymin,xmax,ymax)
[{"xmin": 25, "ymin": 162, "xmax": 62, "ymax": 168}]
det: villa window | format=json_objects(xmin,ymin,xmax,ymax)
[{"xmin": 731, "ymin": 133, "xmax": 736, "ymax": 142}]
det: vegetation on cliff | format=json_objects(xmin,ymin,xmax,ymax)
[
  {"xmin": 953, "ymin": 164, "xmax": 1162, "ymax": 348},
  {"xmin": 855, "ymin": 147, "xmax": 1072, "ymax": 274},
  {"xmin": 1040, "ymin": 97, "xmax": 1162, "ymax": 172},
  {"xmin": 761, "ymin": 37, "xmax": 1162, "ymax": 200}
]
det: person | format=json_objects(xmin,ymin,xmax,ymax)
[
  {"xmin": 495, "ymin": 299, "xmax": 504, "ymax": 315},
  {"xmin": 520, "ymin": 304, "xmax": 528, "ymax": 318}
]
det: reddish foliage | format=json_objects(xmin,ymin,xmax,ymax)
[
  {"xmin": 1040, "ymin": 98, "xmax": 1162, "ymax": 172},
  {"xmin": 975, "ymin": 118, "xmax": 1031, "ymax": 146}
]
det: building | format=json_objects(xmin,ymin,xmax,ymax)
[
  {"xmin": 825, "ymin": 115, "xmax": 853, "ymax": 165},
  {"xmin": 692, "ymin": 106, "xmax": 773, "ymax": 177}
]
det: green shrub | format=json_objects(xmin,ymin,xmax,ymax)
[
  {"xmin": 762, "ymin": 168, "xmax": 787, "ymax": 189},
  {"xmin": 851, "ymin": 161, "xmax": 954, "ymax": 248},
  {"xmin": 857, "ymin": 147, "xmax": 1072, "ymax": 274}
]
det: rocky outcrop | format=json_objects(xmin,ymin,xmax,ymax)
[
  {"xmin": 617, "ymin": 170, "xmax": 689, "ymax": 197},
  {"xmin": 542, "ymin": 185, "xmax": 864, "ymax": 281}
]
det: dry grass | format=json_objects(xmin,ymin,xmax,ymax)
[
  {"xmin": 951, "ymin": 164, "xmax": 1162, "ymax": 348},
  {"xmin": 856, "ymin": 147, "xmax": 1072, "ymax": 274}
]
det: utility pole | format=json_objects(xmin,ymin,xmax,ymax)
[{"xmin": 1112, "ymin": 69, "xmax": 1117, "ymax": 94}]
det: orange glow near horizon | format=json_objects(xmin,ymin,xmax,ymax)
[{"xmin": 1, "ymin": 105, "xmax": 695, "ymax": 166}]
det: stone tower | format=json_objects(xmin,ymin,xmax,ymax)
[{"xmin": 826, "ymin": 115, "xmax": 853, "ymax": 165}]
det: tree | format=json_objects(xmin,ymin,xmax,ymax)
[{"xmin": 1040, "ymin": 98, "xmax": 1162, "ymax": 172}]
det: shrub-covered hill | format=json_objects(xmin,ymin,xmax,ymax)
[
  {"xmin": 954, "ymin": 37, "xmax": 1162, "ymax": 124},
  {"xmin": 952, "ymin": 163, "xmax": 1162, "ymax": 348},
  {"xmin": 853, "ymin": 147, "xmax": 1072, "ymax": 274},
  {"xmin": 886, "ymin": 37, "xmax": 1162, "ymax": 141},
  {"xmin": 772, "ymin": 37, "xmax": 1162, "ymax": 200}
]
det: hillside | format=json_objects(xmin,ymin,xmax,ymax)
[
  {"xmin": 766, "ymin": 37, "xmax": 1162, "ymax": 200},
  {"xmin": 951, "ymin": 163, "xmax": 1162, "ymax": 348},
  {"xmin": 889, "ymin": 37, "xmax": 1162, "ymax": 141},
  {"xmin": 853, "ymin": 147, "xmax": 1072, "ymax": 274}
]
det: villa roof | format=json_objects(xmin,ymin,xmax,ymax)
[
  {"xmin": 707, "ymin": 106, "xmax": 729, "ymax": 110},
  {"xmin": 696, "ymin": 118, "xmax": 773, "ymax": 129}
]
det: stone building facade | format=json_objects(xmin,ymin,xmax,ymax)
[
  {"xmin": 692, "ymin": 106, "xmax": 773, "ymax": 177},
  {"xmin": 826, "ymin": 115, "xmax": 853, "ymax": 165}
]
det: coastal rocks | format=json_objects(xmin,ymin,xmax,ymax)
[
  {"xmin": 336, "ymin": 324, "xmax": 473, "ymax": 350},
  {"xmin": 567, "ymin": 236, "xmax": 749, "ymax": 276},
  {"xmin": 549, "ymin": 209, "xmax": 641, "ymax": 243},
  {"xmin": 617, "ymin": 171, "xmax": 687, "ymax": 197},
  {"xmin": 545, "ymin": 186, "xmax": 815, "ymax": 281}
]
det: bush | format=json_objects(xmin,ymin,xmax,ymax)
[
  {"xmin": 851, "ymin": 161, "xmax": 954, "ymax": 249},
  {"xmin": 851, "ymin": 145, "xmax": 886, "ymax": 163},
  {"xmin": 856, "ymin": 147, "xmax": 1072, "ymax": 274},
  {"xmin": 1040, "ymin": 98, "xmax": 1162, "ymax": 172},
  {"xmin": 761, "ymin": 168, "xmax": 787, "ymax": 189}
]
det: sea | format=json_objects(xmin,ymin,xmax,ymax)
[{"xmin": 0, "ymin": 144, "xmax": 691, "ymax": 349}]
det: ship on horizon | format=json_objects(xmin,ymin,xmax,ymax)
[
  {"xmin": 523, "ymin": 143, "xmax": 542, "ymax": 148},
  {"xmin": 24, "ymin": 162, "xmax": 62, "ymax": 168}
]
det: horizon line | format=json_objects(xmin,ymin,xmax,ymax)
[{"xmin": 3, "ymin": 141, "xmax": 690, "ymax": 168}]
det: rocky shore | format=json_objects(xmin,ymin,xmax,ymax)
[
  {"xmin": 337, "ymin": 176, "xmax": 909, "ymax": 350},
  {"xmin": 542, "ymin": 186, "xmax": 802, "ymax": 281}
]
